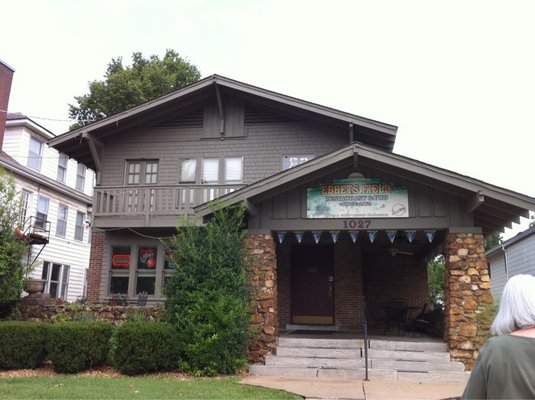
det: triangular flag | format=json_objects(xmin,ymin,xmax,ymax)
[
  {"xmin": 312, "ymin": 231, "xmax": 322, "ymax": 244},
  {"xmin": 386, "ymin": 230, "xmax": 397, "ymax": 244},
  {"xmin": 349, "ymin": 231, "xmax": 359, "ymax": 243},
  {"xmin": 276, "ymin": 232, "xmax": 286, "ymax": 244},
  {"xmin": 294, "ymin": 231, "xmax": 304, "ymax": 244},
  {"xmin": 425, "ymin": 230, "xmax": 436, "ymax": 243},
  {"xmin": 367, "ymin": 230, "xmax": 377, "ymax": 243},
  {"xmin": 330, "ymin": 231, "xmax": 340, "ymax": 244},
  {"xmin": 405, "ymin": 230, "xmax": 416, "ymax": 243}
]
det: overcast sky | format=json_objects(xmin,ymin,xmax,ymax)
[{"xmin": 3, "ymin": 0, "xmax": 534, "ymax": 238}]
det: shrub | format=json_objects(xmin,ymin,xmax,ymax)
[
  {"xmin": 0, "ymin": 321, "xmax": 48, "ymax": 369},
  {"xmin": 47, "ymin": 322, "xmax": 113, "ymax": 373},
  {"xmin": 111, "ymin": 322, "xmax": 181, "ymax": 375},
  {"xmin": 165, "ymin": 204, "xmax": 251, "ymax": 376}
]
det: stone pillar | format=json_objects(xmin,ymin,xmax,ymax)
[
  {"xmin": 87, "ymin": 231, "xmax": 105, "ymax": 302},
  {"xmin": 444, "ymin": 232, "xmax": 493, "ymax": 370},
  {"xmin": 244, "ymin": 233, "xmax": 278, "ymax": 363}
]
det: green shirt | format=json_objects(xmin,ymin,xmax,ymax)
[{"xmin": 462, "ymin": 334, "xmax": 535, "ymax": 399}]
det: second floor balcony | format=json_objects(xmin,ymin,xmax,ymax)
[{"xmin": 93, "ymin": 184, "xmax": 245, "ymax": 228}]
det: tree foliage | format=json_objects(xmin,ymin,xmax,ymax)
[
  {"xmin": 0, "ymin": 168, "xmax": 29, "ymax": 308},
  {"xmin": 484, "ymin": 233, "xmax": 502, "ymax": 251},
  {"xmin": 427, "ymin": 255, "xmax": 445, "ymax": 309},
  {"xmin": 68, "ymin": 49, "xmax": 201, "ymax": 128},
  {"xmin": 164, "ymin": 204, "xmax": 251, "ymax": 375}
]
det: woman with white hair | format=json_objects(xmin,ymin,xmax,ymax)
[{"xmin": 462, "ymin": 274, "xmax": 535, "ymax": 399}]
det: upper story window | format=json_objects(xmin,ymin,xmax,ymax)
[
  {"xmin": 126, "ymin": 160, "xmax": 159, "ymax": 185},
  {"xmin": 27, "ymin": 136, "xmax": 43, "ymax": 171},
  {"xmin": 74, "ymin": 211, "xmax": 85, "ymax": 241},
  {"xmin": 76, "ymin": 163, "xmax": 87, "ymax": 191},
  {"xmin": 57, "ymin": 153, "xmax": 69, "ymax": 183},
  {"xmin": 282, "ymin": 154, "xmax": 315, "ymax": 170},
  {"xmin": 36, "ymin": 196, "xmax": 49, "ymax": 229},
  {"xmin": 202, "ymin": 158, "xmax": 219, "ymax": 184},
  {"xmin": 56, "ymin": 204, "xmax": 68, "ymax": 237},
  {"xmin": 179, "ymin": 159, "xmax": 197, "ymax": 183},
  {"xmin": 20, "ymin": 190, "xmax": 31, "ymax": 225},
  {"xmin": 224, "ymin": 157, "xmax": 243, "ymax": 184}
]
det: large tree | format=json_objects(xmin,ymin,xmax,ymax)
[{"xmin": 68, "ymin": 49, "xmax": 201, "ymax": 128}]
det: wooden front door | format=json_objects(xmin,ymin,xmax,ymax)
[{"xmin": 291, "ymin": 245, "xmax": 334, "ymax": 325}]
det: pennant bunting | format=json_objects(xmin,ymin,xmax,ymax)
[
  {"xmin": 312, "ymin": 231, "xmax": 322, "ymax": 244},
  {"xmin": 294, "ymin": 231, "xmax": 304, "ymax": 244},
  {"xmin": 330, "ymin": 231, "xmax": 340, "ymax": 244},
  {"xmin": 276, "ymin": 231, "xmax": 286, "ymax": 244},
  {"xmin": 367, "ymin": 230, "xmax": 378, "ymax": 243},
  {"xmin": 386, "ymin": 230, "xmax": 397, "ymax": 244},
  {"xmin": 349, "ymin": 231, "xmax": 359, "ymax": 243},
  {"xmin": 425, "ymin": 230, "xmax": 436, "ymax": 243},
  {"xmin": 405, "ymin": 230, "xmax": 416, "ymax": 243}
]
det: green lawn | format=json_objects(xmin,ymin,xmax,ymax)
[{"xmin": 0, "ymin": 376, "xmax": 301, "ymax": 399}]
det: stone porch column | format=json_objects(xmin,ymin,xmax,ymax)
[
  {"xmin": 244, "ymin": 233, "xmax": 278, "ymax": 363},
  {"xmin": 87, "ymin": 231, "xmax": 105, "ymax": 302},
  {"xmin": 444, "ymin": 232, "xmax": 493, "ymax": 370}
]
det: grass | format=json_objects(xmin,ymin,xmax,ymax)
[{"xmin": 0, "ymin": 375, "xmax": 301, "ymax": 399}]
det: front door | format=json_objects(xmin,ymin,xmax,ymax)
[{"xmin": 291, "ymin": 245, "xmax": 334, "ymax": 325}]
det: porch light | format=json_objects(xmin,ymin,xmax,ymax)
[
  {"xmin": 330, "ymin": 231, "xmax": 340, "ymax": 243},
  {"xmin": 312, "ymin": 231, "xmax": 322, "ymax": 244},
  {"xmin": 367, "ymin": 230, "xmax": 378, "ymax": 243},
  {"xmin": 294, "ymin": 231, "xmax": 304, "ymax": 244},
  {"xmin": 425, "ymin": 230, "xmax": 436, "ymax": 243},
  {"xmin": 405, "ymin": 230, "xmax": 416, "ymax": 243},
  {"xmin": 386, "ymin": 230, "xmax": 397, "ymax": 244},
  {"xmin": 349, "ymin": 231, "xmax": 359, "ymax": 243},
  {"xmin": 276, "ymin": 232, "xmax": 286, "ymax": 244}
]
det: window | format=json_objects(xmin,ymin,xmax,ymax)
[
  {"xmin": 27, "ymin": 136, "xmax": 43, "ymax": 170},
  {"xmin": 110, "ymin": 246, "xmax": 131, "ymax": 295},
  {"xmin": 41, "ymin": 262, "xmax": 70, "ymax": 300},
  {"xmin": 57, "ymin": 153, "xmax": 69, "ymax": 183},
  {"xmin": 126, "ymin": 160, "xmax": 159, "ymax": 185},
  {"xmin": 202, "ymin": 158, "xmax": 219, "ymax": 184},
  {"xmin": 179, "ymin": 159, "xmax": 197, "ymax": 183},
  {"xmin": 76, "ymin": 163, "xmax": 86, "ymax": 191},
  {"xmin": 74, "ymin": 211, "xmax": 85, "ymax": 241},
  {"xmin": 35, "ymin": 196, "xmax": 49, "ymax": 229},
  {"xmin": 136, "ymin": 247, "xmax": 157, "ymax": 295},
  {"xmin": 282, "ymin": 154, "xmax": 315, "ymax": 170},
  {"xmin": 20, "ymin": 190, "xmax": 31, "ymax": 225},
  {"xmin": 225, "ymin": 157, "xmax": 243, "ymax": 184},
  {"xmin": 56, "ymin": 204, "xmax": 68, "ymax": 237}
]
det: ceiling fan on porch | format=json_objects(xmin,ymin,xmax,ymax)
[{"xmin": 387, "ymin": 247, "xmax": 414, "ymax": 257}]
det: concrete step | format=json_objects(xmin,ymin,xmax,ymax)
[
  {"xmin": 369, "ymin": 339, "xmax": 447, "ymax": 352},
  {"xmin": 368, "ymin": 349, "xmax": 451, "ymax": 362},
  {"xmin": 276, "ymin": 346, "xmax": 361, "ymax": 359},
  {"xmin": 371, "ymin": 358, "xmax": 466, "ymax": 372},
  {"xmin": 397, "ymin": 371, "xmax": 470, "ymax": 382},
  {"xmin": 278, "ymin": 337, "xmax": 363, "ymax": 349},
  {"xmin": 265, "ymin": 354, "xmax": 365, "ymax": 368}
]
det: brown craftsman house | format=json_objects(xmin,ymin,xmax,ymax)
[{"xmin": 49, "ymin": 75, "xmax": 535, "ymax": 372}]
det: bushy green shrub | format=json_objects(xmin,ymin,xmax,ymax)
[
  {"xmin": 165, "ymin": 204, "xmax": 251, "ymax": 376},
  {"xmin": 0, "ymin": 322, "xmax": 48, "ymax": 369},
  {"xmin": 47, "ymin": 322, "xmax": 113, "ymax": 373},
  {"xmin": 111, "ymin": 322, "xmax": 181, "ymax": 375}
]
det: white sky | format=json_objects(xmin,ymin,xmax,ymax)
[{"xmin": 3, "ymin": 0, "xmax": 534, "ymax": 238}]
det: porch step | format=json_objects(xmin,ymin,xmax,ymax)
[{"xmin": 248, "ymin": 336, "xmax": 469, "ymax": 382}]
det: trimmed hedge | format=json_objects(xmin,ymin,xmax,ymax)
[
  {"xmin": 111, "ymin": 322, "xmax": 181, "ymax": 375},
  {"xmin": 0, "ymin": 321, "xmax": 48, "ymax": 370},
  {"xmin": 47, "ymin": 322, "xmax": 113, "ymax": 373}
]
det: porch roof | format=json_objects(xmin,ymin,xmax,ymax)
[
  {"xmin": 48, "ymin": 75, "xmax": 397, "ymax": 170},
  {"xmin": 195, "ymin": 142, "xmax": 535, "ymax": 234}
]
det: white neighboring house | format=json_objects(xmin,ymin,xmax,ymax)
[
  {"xmin": 0, "ymin": 113, "xmax": 94, "ymax": 302},
  {"xmin": 487, "ymin": 225, "xmax": 535, "ymax": 302}
]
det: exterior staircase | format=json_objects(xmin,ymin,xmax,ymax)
[{"xmin": 249, "ymin": 336, "xmax": 470, "ymax": 382}]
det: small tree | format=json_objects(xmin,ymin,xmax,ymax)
[
  {"xmin": 164, "ymin": 204, "xmax": 251, "ymax": 375},
  {"xmin": 0, "ymin": 168, "xmax": 28, "ymax": 310}
]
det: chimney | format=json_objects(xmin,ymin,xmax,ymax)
[{"xmin": 0, "ymin": 60, "xmax": 15, "ymax": 150}]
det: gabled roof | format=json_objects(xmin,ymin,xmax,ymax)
[
  {"xmin": 195, "ymin": 142, "xmax": 535, "ymax": 235},
  {"xmin": 6, "ymin": 112, "xmax": 55, "ymax": 140},
  {"xmin": 48, "ymin": 75, "xmax": 398, "ymax": 170}
]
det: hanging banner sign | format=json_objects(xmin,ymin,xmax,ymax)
[{"xmin": 307, "ymin": 178, "xmax": 409, "ymax": 218}]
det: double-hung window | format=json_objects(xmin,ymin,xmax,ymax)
[
  {"xmin": 76, "ymin": 163, "xmax": 86, "ymax": 191},
  {"xmin": 57, "ymin": 153, "xmax": 69, "ymax": 183},
  {"xmin": 27, "ymin": 137, "xmax": 43, "ymax": 171},
  {"xmin": 42, "ymin": 262, "xmax": 70, "ymax": 300},
  {"xmin": 224, "ymin": 157, "xmax": 243, "ymax": 184},
  {"xmin": 126, "ymin": 160, "xmax": 159, "ymax": 185},
  {"xmin": 20, "ymin": 190, "xmax": 31, "ymax": 225},
  {"xmin": 74, "ymin": 211, "xmax": 85, "ymax": 241},
  {"xmin": 35, "ymin": 196, "xmax": 49, "ymax": 229},
  {"xmin": 56, "ymin": 204, "xmax": 68, "ymax": 237}
]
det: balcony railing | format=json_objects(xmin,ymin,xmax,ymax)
[{"xmin": 93, "ymin": 184, "xmax": 245, "ymax": 217}]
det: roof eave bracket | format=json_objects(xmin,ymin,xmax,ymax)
[{"xmin": 466, "ymin": 190, "xmax": 485, "ymax": 214}]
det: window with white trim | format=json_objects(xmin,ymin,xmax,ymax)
[
  {"xmin": 76, "ymin": 163, "xmax": 86, "ymax": 191},
  {"xmin": 57, "ymin": 153, "xmax": 69, "ymax": 183},
  {"xmin": 41, "ymin": 262, "xmax": 70, "ymax": 300},
  {"xmin": 74, "ymin": 211, "xmax": 85, "ymax": 241},
  {"xmin": 35, "ymin": 196, "xmax": 49, "ymax": 229},
  {"xmin": 20, "ymin": 190, "xmax": 31, "ymax": 225},
  {"xmin": 27, "ymin": 137, "xmax": 43, "ymax": 171},
  {"xmin": 56, "ymin": 204, "xmax": 68, "ymax": 237}
]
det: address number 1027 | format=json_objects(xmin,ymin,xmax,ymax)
[{"xmin": 342, "ymin": 220, "xmax": 371, "ymax": 229}]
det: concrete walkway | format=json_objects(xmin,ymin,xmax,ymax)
[{"xmin": 241, "ymin": 375, "xmax": 465, "ymax": 400}]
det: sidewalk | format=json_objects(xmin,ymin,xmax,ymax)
[{"xmin": 241, "ymin": 376, "xmax": 465, "ymax": 400}]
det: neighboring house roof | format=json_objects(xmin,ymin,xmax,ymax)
[
  {"xmin": 0, "ymin": 59, "xmax": 15, "ymax": 72},
  {"xmin": 48, "ymin": 74, "xmax": 398, "ymax": 170},
  {"xmin": 487, "ymin": 225, "xmax": 535, "ymax": 257},
  {"xmin": 6, "ymin": 112, "xmax": 56, "ymax": 141},
  {"xmin": 0, "ymin": 148, "xmax": 92, "ymax": 205},
  {"xmin": 195, "ymin": 142, "xmax": 535, "ymax": 235}
]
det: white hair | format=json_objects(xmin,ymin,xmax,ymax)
[{"xmin": 491, "ymin": 274, "xmax": 535, "ymax": 335}]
